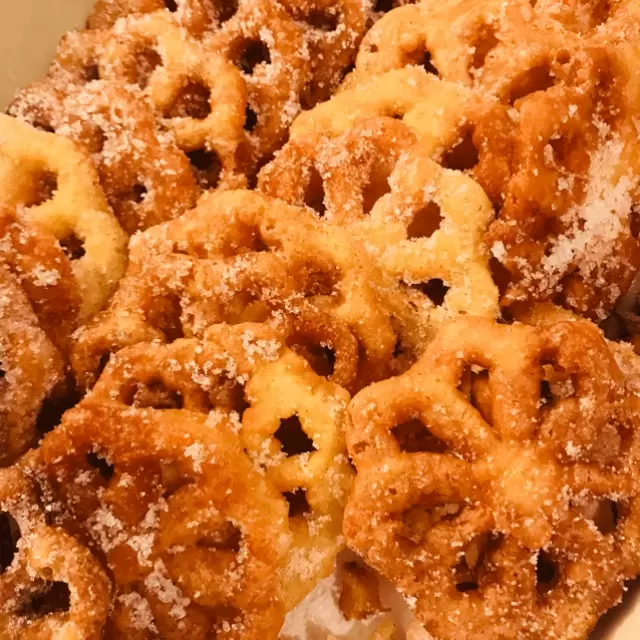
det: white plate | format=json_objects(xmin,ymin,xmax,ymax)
[{"xmin": 1, "ymin": 2, "xmax": 638, "ymax": 638}]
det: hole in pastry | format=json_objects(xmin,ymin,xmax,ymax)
[
  {"xmin": 412, "ymin": 279, "xmax": 450, "ymax": 306},
  {"xmin": 406, "ymin": 201, "xmax": 442, "ymax": 239},
  {"xmin": 36, "ymin": 387, "xmax": 82, "ymax": 437},
  {"xmin": 508, "ymin": 64, "xmax": 554, "ymax": 104},
  {"xmin": 403, "ymin": 46, "xmax": 438, "ymax": 76},
  {"xmin": 0, "ymin": 512, "xmax": 20, "ymax": 574},
  {"xmin": 224, "ymin": 293, "xmax": 271, "ymax": 325},
  {"xmin": 471, "ymin": 25, "xmax": 498, "ymax": 71},
  {"xmin": 392, "ymin": 333, "xmax": 404, "ymax": 359},
  {"xmin": 275, "ymin": 416, "xmax": 316, "ymax": 457},
  {"xmin": 471, "ymin": 371, "xmax": 492, "ymax": 424},
  {"xmin": 304, "ymin": 9, "xmax": 340, "ymax": 31},
  {"xmin": 247, "ymin": 227, "xmax": 269, "ymax": 252},
  {"xmin": 29, "ymin": 170, "xmax": 58, "ymax": 207},
  {"xmin": 539, "ymin": 380, "xmax": 554, "ymax": 406},
  {"xmin": 536, "ymin": 550, "xmax": 559, "ymax": 594},
  {"xmin": 539, "ymin": 364, "xmax": 577, "ymax": 406},
  {"xmin": 247, "ymin": 153, "xmax": 276, "ymax": 190},
  {"xmin": 389, "ymin": 328, "xmax": 418, "ymax": 375},
  {"xmin": 87, "ymin": 451, "xmax": 115, "ymax": 482},
  {"xmin": 340, "ymin": 63, "xmax": 355, "ymax": 83},
  {"xmin": 18, "ymin": 582, "xmax": 71, "ymax": 618},
  {"xmin": 304, "ymin": 265, "xmax": 341, "ymax": 297},
  {"xmin": 209, "ymin": 379, "xmax": 248, "ymax": 415},
  {"xmin": 124, "ymin": 380, "xmax": 184, "ymax": 410},
  {"xmin": 304, "ymin": 165, "xmax": 326, "ymax": 217},
  {"xmin": 599, "ymin": 312, "xmax": 627, "ymax": 342},
  {"xmin": 421, "ymin": 50, "xmax": 439, "ymax": 76},
  {"xmin": 197, "ymin": 522, "xmax": 242, "ymax": 552},
  {"xmin": 161, "ymin": 463, "xmax": 194, "ymax": 498},
  {"xmin": 84, "ymin": 63, "xmax": 100, "ymax": 82},
  {"xmin": 30, "ymin": 120, "xmax": 56, "ymax": 134},
  {"xmin": 592, "ymin": 0, "xmax": 612, "ymax": 25},
  {"xmin": 288, "ymin": 340, "xmax": 336, "ymax": 378},
  {"xmin": 59, "ymin": 233, "xmax": 86, "ymax": 261},
  {"xmin": 362, "ymin": 170, "xmax": 392, "ymax": 214},
  {"xmin": 95, "ymin": 352, "xmax": 112, "ymax": 381},
  {"xmin": 555, "ymin": 49, "xmax": 571, "ymax": 65},
  {"xmin": 459, "ymin": 367, "xmax": 493, "ymax": 426},
  {"xmin": 548, "ymin": 135, "xmax": 572, "ymax": 169},
  {"xmin": 236, "ymin": 40, "xmax": 271, "ymax": 75},
  {"xmin": 442, "ymin": 130, "xmax": 479, "ymax": 172},
  {"xmin": 215, "ymin": 0, "xmax": 239, "ymax": 24},
  {"xmin": 308, "ymin": 344, "xmax": 336, "ymax": 377},
  {"xmin": 135, "ymin": 48, "xmax": 162, "ymax": 89},
  {"xmin": 456, "ymin": 572, "xmax": 478, "ymax": 593},
  {"xmin": 391, "ymin": 419, "xmax": 448, "ymax": 453},
  {"xmin": 374, "ymin": 0, "xmax": 395, "ymax": 11},
  {"xmin": 165, "ymin": 82, "xmax": 212, "ymax": 119},
  {"xmin": 109, "ymin": 183, "xmax": 147, "ymax": 220},
  {"xmin": 0, "ymin": 367, "xmax": 5, "ymax": 379},
  {"xmin": 284, "ymin": 488, "xmax": 311, "ymax": 518},
  {"xmin": 630, "ymin": 205, "xmax": 640, "ymax": 239},
  {"xmin": 579, "ymin": 499, "xmax": 620, "ymax": 535},
  {"xmin": 85, "ymin": 126, "xmax": 106, "ymax": 154},
  {"xmin": 299, "ymin": 83, "xmax": 317, "ymax": 113},
  {"xmin": 244, "ymin": 105, "xmax": 258, "ymax": 132},
  {"xmin": 454, "ymin": 532, "xmax": 493, "ymax": 592},
  {"xmin": 374, "ymin": 0, "xmax": 415, "ymax": 12},
  {"xmin": 118, "ymin": 183, "xmax": 148, "ymax": 208},
  {"xmin": 401, "ymin": 503, "xmax": 461, "ymax": 543},
  {"xmin": 187, "ymin": 148, "xmax": 222, "ymax": 190},
  {"xmin": 351, "ymin": 441, "xmax": 368, "ymax": 456},
  {"xmin": 489, "ymin": 256, "xmax": 511, "ymax": 297},
  {"xmin": 164, "ymin": 0, "xmax": 178, "ymax": 10}
]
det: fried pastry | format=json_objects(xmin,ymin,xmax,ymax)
[
  {"xmin": 71, "ymin": 190, "xmax": 426, "ymax": 390},
  {"xmin": 9, "ymin": 80, "xmax": 200, "ymax": 234},
  {"xmin": 260, "ymin": 116, "xmax": 499, "ymax": 329},
  {"xmin": 0, "ymin": 465, "xmax": 111, "ymax": 638},
  {"xmin": 0, "ymin": 267, "xmax": 65, "ymax": 465},
  {"xmin": 24, "ymin": 321, "xmax": 354, "ymax": 635},
  {"xmin": 0, "ymin": 115, "xmax": 127, "ymax": 319},
  {"xmin": 345, "ymin": 317, "xmax": 640, "ymax": 639},
  {"xmin": 298, "ymin": 0, "xmax": 640, "ymax": 317},
  {"xmin": 2, "ymin": 0, "xmax": 640, "ymax": 638}
]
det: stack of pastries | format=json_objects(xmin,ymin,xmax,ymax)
[{"xmin": 2, "ymin": 1, "xmax": 640, "ymax": 638}]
